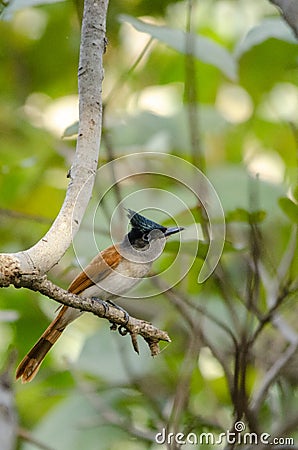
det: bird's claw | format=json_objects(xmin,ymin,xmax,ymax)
[
  {"xmin": 91, "ymin": 297, "xmax": 109, "ymax": 315},
  {"xmin": 91, "ymin": 297, "xmax": 130, "ymax": 328},
  {"xmin": 106, "ymin": 299, "xmax": 130, "ymax": 325},
  {"xmin": 118, "ymin": 326, "xmax": 128, "ymax": 336}
]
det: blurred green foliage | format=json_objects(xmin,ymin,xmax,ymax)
[{"xmin": 1, "ymin": 0, "xmax": 298, "ymax": 449}]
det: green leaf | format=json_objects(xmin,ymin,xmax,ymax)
[
  {"xmin": 209, "ymin": 166, "xmax": 287, "ymax": 214},
  {"xmin": 63, "ymin": 121, "xmax": 79, "ymax": 138},
  {"xmin": 293, "ymin": 185, "xmax": 298, "ymax": 203},
  {"xmin": 109, "ymin": 107, "xmax": 228, "ymax": 154},
  {"xmin": 119, "ymin": 14, "xmax": 237, "ymax": 81},
  {"xmin": 166, "ymin": 239, "xmax": 236, "ymax": 260},
  {"xmin": 166, "ymin": 240, "xmax": 208, "ymax": 260},
  {"xmin": 162, "ymin": 205, "xmax": 203, "ymax": 226},
  {"xmin": 279, "ymin": 197, "xmax": 298, "ymax": 223},
  {"xmin": 226, "ymin": 208, "xmax": 266, "ymax": 223},
  {"xmin": 1, "ymin": 0, "xmax": 64, "ymax": 20},
  {"xmin": 235, "ymin": 18, "xmax": 297, "ymax": 58}
]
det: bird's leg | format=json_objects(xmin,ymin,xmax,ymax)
[
  {"xmin": 91, "ymin": 297, "xmax": 110, "ymax": 315},
  {"xmin": 91, "ymin": 297, "xmax": 130, "ymax": 325},
  {"xmin": 107, "ymin": 299, "xmax": 130, "ymax": 325}
]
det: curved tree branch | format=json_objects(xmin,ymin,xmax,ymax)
[
  {"xmin": 0, "ymin": 0, "xmax": 109, "ymax": 280},
  {"xmin": 0, "ymin": 0, "xmax": 171, "ymax": 358}
]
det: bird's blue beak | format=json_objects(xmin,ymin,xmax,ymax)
[{"xmin": 164, "ymin": 226, "xmax": 184, "ymax": 237}]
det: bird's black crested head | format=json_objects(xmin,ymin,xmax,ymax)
[
  {"xmin": 126, "ymin": 209, "xmax": 183, "ymax": 249},
  {"xmin": 127, "ymin": 209, "xmax": 167, "ymax": 234},
  {"xmin": 126, "ymin": 209, "xmax": 167, "ymax": 249}
]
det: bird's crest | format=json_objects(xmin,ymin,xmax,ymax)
[{"xmin": 126, "ymin": 209, "xmax": 167, "ymax": 233}]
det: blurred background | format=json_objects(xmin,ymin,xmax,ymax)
[{"xmin": 0, "ymin": 0, "xmax": 298, "ymax": 449}]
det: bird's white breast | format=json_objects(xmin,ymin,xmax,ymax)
[{"xmin": 82, "ymin": 258, "xmax": 152, "ymax": 300}]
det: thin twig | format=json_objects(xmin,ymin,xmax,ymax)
[
  {"xmin": 152, "ymin": 278, "xmax": 236, "ymax": 397},
  {"xmin": 0, "ymin": 208, "xmax": 52, "ymax": 225},
  {"xmin": 0, "ymin": 207, "xmax": 111, "ymax": 237},
  {"xmin": 104, "ymin": 37, "xmax": 154, "ymax": 109},
  {"xmin": 152, "ymin": 277, "xmax": 238, "ymax": 345},
  {"xmin": 249, "ymin": 225, "xmax": 297, "ymax": 346},
  {"xmin": 101, "ymin": 124, "xmax": 123, "ymax": 216},
  {"xmin": 18, "ymin": 428, "xmax": 55, "ymax": 450},
  {"xmin": 250, "ymin": 339, "xmax": 298, "ymax": 413},
  {"xmin": 166, "ymin": 330, "xmax": 202, "ymax": 443},
  {"xmin": 212, "ymin": 262, "xmax": 243, "ymax": 336},
  {"xmin": 184, "ymin": 0, "xmax": 205, "ymax": 172},
  {"xmin": 73, "ymin": 374, "xmax": 156, "ymax": 443},
  {"xmin": 150, "ymin": 278, "xmax": 195, "ymax": 329},
  {"xmin": 272, "ymin": 410, "xmax": 298, "ymax": 438},
  {"xmin": 114, "ymin": 341, "xmax": 168, "ymax": 428}
]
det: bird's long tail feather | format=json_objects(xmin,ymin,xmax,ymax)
[{"xmin": 16, "ymin": 306, "xmax": 69, "ymax": 383}]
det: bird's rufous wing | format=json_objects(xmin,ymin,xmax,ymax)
[{"xmin": 68, "ymin": 244, "xmax": 122, "ymax": 294}]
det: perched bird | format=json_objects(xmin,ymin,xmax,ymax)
[{"xmin": 16, "ymin": 209, "xmax": 183, "ymax": 383}]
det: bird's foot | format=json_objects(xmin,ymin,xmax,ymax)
[
  {"xmin": 107, "ymin": 299, "xmax": 130, "ymax": 325},
  {"xmin": 91, "ymin": 297, "xmax": 110, "ymax": 316},
  {"xmin": 91, "ymin": 297, "xmax": 130, "ymax": 325}
]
